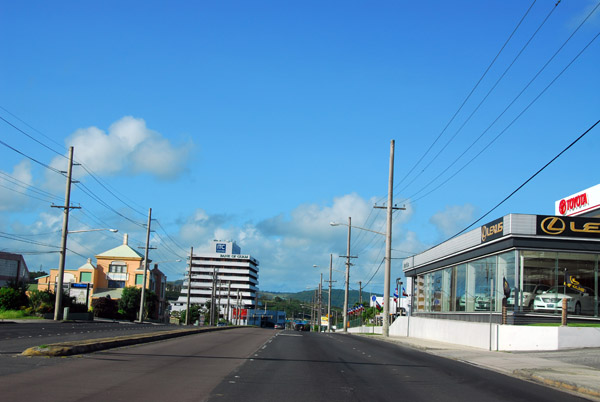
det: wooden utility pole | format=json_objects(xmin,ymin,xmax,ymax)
[
  {"xmin": 185, "ymin": 246, "xmax": 193, "ymax": 325},
  {"xmin": 138, "ymin": 208, "xmax": 152, "ymax": 323},
  {"xmin": 53, "ymin": 146, "xmax": 80, "ymax": 320},
  {"xmin": 374, "ymin": 140, "xmax": 404, "ymax": 337}
]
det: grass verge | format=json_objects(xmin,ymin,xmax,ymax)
[{"xmin": 0, "ymin": 310, "xmax": 41, "ymax": 320}]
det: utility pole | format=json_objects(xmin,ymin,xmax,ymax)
[
  {"xmin": 358, "ymin": 281, "xmax": 362, "ymax": 304},
  {"xmin": 340, "ymin": 216, "xmax": 357, "ymax": 333},
  {"xmin": 53, "ymin": 146, "xmax": 80, "ymax": 321},
  {"xmin": 374, "ymin": 140, "xmax": 404, "ymax": 337},
  {"xmin": 210, "ymin": 267, "xmax": 217, "ymax": 326},
  {"xmin": 226, "ymin": 281, "xmax": 231, "ymax": 323},
  {"xmin": 318, "ymin": 273, "xmax": 323, "ymax": 333},
  {"xmin": 185, "ymin": 246, "xmax": 193, "ymax": 325},
  {"xmin": 326, "ymin": 254, "xmax": 335, "ymax": 333},
  {"xmin": 217, "ymin": 278, "xmax": 222, "ymax": 323},
  {"xmin": 236, "ymin": 289, "xmax": 241, "ymax": 325},
  {"xmin": 138, "ymin": 208, "xmax": 153, "ymax": 323}
]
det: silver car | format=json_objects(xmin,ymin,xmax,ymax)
[
  {"xmin": 507, "ymin": 283, "xmax": 551, "ymax": 309},
  {"xmin": 533, "ymin": 286, "xmax": 596, "ymax": 315}
]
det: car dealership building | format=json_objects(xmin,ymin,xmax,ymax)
[{"xmin": 402, "ymin": 184, "xmax": 600, "ymax": 323}]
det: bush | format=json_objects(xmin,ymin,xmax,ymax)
[
  {"xmin": 91, "ymin": 297, "xmax": 118, "ymax": 319},
  {"xmin": 29, "ymin": 290, "xmax": 55, "ymax": 314},
  {"xmin": 0, "ymin": 287, "xmax": 23, "ymax": 310}
]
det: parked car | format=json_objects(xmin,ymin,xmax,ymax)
[
  {"xmin": 533, "ymin": 286, "xmax": 596, "ymax": 315},
  {"xmin": 274, "ymin": 323, "xmax": 284, "ymax": 329},
  {"xmin": 507, "ymin": 283, "xmax": 551, "ymax": 309}
]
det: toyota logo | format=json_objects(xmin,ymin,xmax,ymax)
[
  {"xmin": 559, "ymin": 199, "xmax": 567, "ymax": 215},
  {"xmin": 540, "ymin": 217, "xmax": 566, "ymax": 235}
]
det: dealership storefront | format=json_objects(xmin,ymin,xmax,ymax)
[{"xmin": 403, "ymin": 214, "xmax": 600, "ymax": 321}]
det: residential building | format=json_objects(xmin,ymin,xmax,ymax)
[
  {"xmin": 172, "ymin": 240, "xmax": 259, "ymax": 322},
  {"xmin": 36, "ymin": 234, "xmax": 168, "ymax": 321}
]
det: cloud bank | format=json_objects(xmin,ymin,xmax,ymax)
[{"xmin": 51, "ymin": 116, "xmax": 193, "ymax": 181}]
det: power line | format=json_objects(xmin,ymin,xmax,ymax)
[
  {"xmin": 450, "ymin": 117, "xmax": 600, "ymax": 239},
  {"xmin": 394, "ymin": 0, "xmax": 562, "ymax": 200},
  {"xmin": 389, "ymin": 0, "xmax": 538, "ymax": 199},
  {"xmin": 0, "ymin": 138, "xmax": 65, "ymax": 176},
  {"xmin": 78, "ymin": 163, "xmax": 148, "ymax": 218},
  {"xmin": 0, "ymin": 106, "xmax": 66, "ymax": 152},
  {"xmin": 401, "ymin": 19, "xmax": 600, "ymax": 206}
]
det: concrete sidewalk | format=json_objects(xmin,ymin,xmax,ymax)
[{"xmin": 369, "ymin": 334, "xmax": 600, "ymax": 401}]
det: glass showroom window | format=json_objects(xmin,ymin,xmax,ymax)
[
  {"xmin": 466, "ymin": 257, "xmax": 496, "ymax": 312},
  {"xmin": 415, "ymin": 275, "xmax": 426, "ymax": 312},
  {"xmin": 441, "ymin": 267, "xmax": 452, "ymax": 312},
  {"xmin": 455, "ymin": 264, "xmax": 466, "ymax": 312},
  {"xmin": 519, "ymin": 251, "xmax": 557, "ymax": 311},
  {"xmin": 431, "ymin": 270, "xmax": 443, "ymax": 312},
  {"xmin": 557, "ymin": 252, "xmax": 598, "ymax": 317},
  {"xmin": 497, "ymin": 251, "xmax": 516, "ymax": 311}
]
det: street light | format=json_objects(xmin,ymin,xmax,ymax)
[
  {"xmin": 68, "ymin": 228, "xmax": 118, "ymax": 234},
  {"xmin": 54, "ymin": 227, "xmax": 119, "ymax": 321}
]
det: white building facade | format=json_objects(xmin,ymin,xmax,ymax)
[{"xmin": 172, "ymin": 240, "xmax": 259, "ymax": 319}]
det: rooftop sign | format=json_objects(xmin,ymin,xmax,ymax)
[{"xmin": 555, "ymin": 184, "xmax": 600, "ymax": 217}]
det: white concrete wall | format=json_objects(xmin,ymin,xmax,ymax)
[
  {"xmin": 348, "ymin": 326, "xmax": 382, "ymax": 334},
  {"xmin": 390, "ymin": 316, "xmax": 493, "ymax": 349},
  {"xmin": 557, "ymin": 326, "xmax": 600, "ymax": 349},
  {"xmin": 496, "ymin": 326, "xmax": 558, "ymax": 351},
  {"xmin": 387, "ymin": 316, "xmax": 600, "ymax": 351}
]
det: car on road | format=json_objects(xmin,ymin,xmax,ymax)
[
  {"xmin": 274, "ymin": 324, "xmax": 284, "ymax": 329},
  {"xmin": 533, "ymin": 285, "xmax": 596, "ymax": 315},
  {"xmin": 507, "ymin": 283, "xmax": 551, "ymax": 309}
]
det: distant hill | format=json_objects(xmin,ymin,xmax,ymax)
[
  {"xmin": 261, "ymin": 289, "xmax": 381, "ymax": 309},
  {"xmin": 166, "ymin": 279, "xmax": 382, "ymax": 308}
]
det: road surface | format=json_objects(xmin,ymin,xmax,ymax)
[{"xmin": 0, "ymin": 328, "xmax": 587, "ymax": 401}]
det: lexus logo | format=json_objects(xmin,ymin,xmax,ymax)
[{"xmin": 540, "ymin": 217, "xmax": 566, "ymax": 235}]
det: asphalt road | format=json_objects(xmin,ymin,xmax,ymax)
[
  {"xmin": 0, "ymin": 320, "xmax": 177, "ymax": 354},
  {"xmin": 0, "ymin": 327, "xmax": 590, "ymax": 401},
  {"xmin": 207, "ymin": 331, "xmax": 587, "ymax": 402},
  {"xmin": 0, "ymin": 327, "xmax": 275, "ymax": 401}
]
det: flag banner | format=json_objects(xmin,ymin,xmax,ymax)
[{"xmin": 503, "ymin": 277, "xmax": 511, "ymax": 298}]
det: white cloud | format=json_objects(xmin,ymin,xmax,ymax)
[
  {"xmin": 173, "ymin": 193, "xmax": 420, "ymax": 292},
  {"xmin": 429, "ymin": 204, "xmax": 476, "ymax": 238},
  {"xmin": 0, "ymin": 160, "xmax": 33, "ymax": 211},
  {"xmin": 48, "ymin": 116, "xmax": 193, "ymax": 183}
]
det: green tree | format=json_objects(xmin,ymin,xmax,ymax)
[
  {"xmin": 119, "ymin": 286, "xmax": 142, "ymax": 321},
  {"xmin": 179, "ymin": 304, "xmax": 201, "ymax": 324},
  {"xmin": 28, "ymin": 271, "xmax": 48, "ymax": 283}
]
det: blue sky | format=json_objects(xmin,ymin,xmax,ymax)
[{"xmin": 1, "ymin": 1, "xmax": 599, "ymax": 294}]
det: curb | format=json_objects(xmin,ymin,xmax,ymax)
[
  {"xmin": 21, "ymin": 326, "xmax": 242, "ymax": 357},
  {"xmin": 514, "ymin": 369, "xmax": 600, "ymax": 400}
]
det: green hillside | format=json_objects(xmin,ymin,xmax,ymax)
[{"xmin": 260, "ymin": 289, "xmax": 381, "ymax": 309}]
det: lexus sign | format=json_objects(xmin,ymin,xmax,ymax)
[{"xmin": 536, "ymin": 215, "xmax": 600, "ymax": 239}]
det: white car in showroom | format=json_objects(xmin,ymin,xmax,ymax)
[
  {"xmin": 507, "ymin": 283, "xmax": 551, "ymax": 309},
  {"xmin": 533, "ymin": 285, "xmax": 596, "ymax": 315}
]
